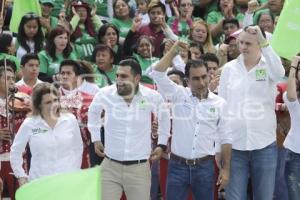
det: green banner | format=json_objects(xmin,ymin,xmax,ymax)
[
  {"xmin": 16, "ymin": 167, "xmax": 101, "ymax": 200},
  {"xmin": 9, "ymin": 0, "xmax": 42, "ymax": 33},
  {"xmin": 271, "ymin": 0, "xmax": 300, "ymax": 60}
]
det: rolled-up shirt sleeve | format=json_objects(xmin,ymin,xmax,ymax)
[
  {"xmin": 262, "ymin": 45, "xmax": 285, "ymax": 82},
  {"xmin": 215, "ymin": 101, "xmax": 232, "ymax": 152},
  {"xmin": 10, "ymin": 120, "xmax": 31, "ymax": 178},
  {"xmin": 153, "ymin": 93, "xmax": 171, "ymax": 145},
  {"xmin": 88, "ymin": 92, "xmax": 104, "ymax": 142},
  {"xmin": 71, "ymin": 115, "xmax": 84, "ymax": 168},
  {"xmin": 150, "ymin": 70, "xmax": 179, "ymax": 101}
]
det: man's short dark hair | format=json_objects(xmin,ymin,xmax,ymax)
[
  {"xmin": 184, "ymin": 59, "xmax": 207, "ymax": 78},
  {"xmin": 0, "ymin": 66, "xmax": 15, "ymax": 78},
  {"xmin": 21, "ymin": 53, "xmax": 39, "ymax": 66},
  {"xmin": 0, "ymin": 59, "xmax": 17, "ymax": 73},
  {"xmin": 201, "ymin": 53, "xmax": 219, "ymax": 66},
  {"xmin": 59, "ymin": 59, "xmax": 82, "ymax": 76},
  {"xmin": 167, "ymin": 69, "xmax": 187, "ymax": 86},
  {"xmin": 119, "ymin": 58, "xmax": 142, "ymax": 76},
  {"xmin": 222, "ymin": 18, "xmax": 240, "ymax": 29}
]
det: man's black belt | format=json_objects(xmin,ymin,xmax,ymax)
[
  {"xmin": 105, "ymin": 156, "xmax": 148, "ymax": 165},
  {"xmin": 170, "ymin": 153, "xmax": 214, "ymax": 166}
]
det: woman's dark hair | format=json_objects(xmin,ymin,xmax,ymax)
[
  {"xmin": 136, "ymin": 35, "xmax": 155, "ymax": 52},
  {"xmin": 17, "ymin": 12, "xmax": 44, "ymax": 54},
  {"xmin": 97, "ymin": 23, "xmax": 120, "ymax": 44},
  {"xmin": 70, "ymin": 0, "xmax": 96, "ymax": 41},
  {"xmin": 113, "ymin": 0, "xmax": 134, "ymax": 18},
  {"xmin": 0, "ymin": 33, "xmax": 13, "ymax": 54},
  {"xmin": 255, "ymin": 10, "xmax": 275, "ymax": 25},
  {"xmin": 45, "ymin": 26, "xmax": 73, "ymax": 61},
  {"xmin": 189, "ymin": 42, "xmax": 204, "ymax": 59}
]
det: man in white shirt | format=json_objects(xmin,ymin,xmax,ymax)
[
  {"xmin": 150, "ymin": 41, "xmax": 232, "ymax": 200},
  {"xmin": 15, "ymin": 53, "xmax": 43, "ymax": 89},
  {"xmin": 88, "ymin": 58, "xmax": 170, "ymax": 200},
  {"xmin": 218, "ymin": 25, "xmax": 285, "ymax": 199}
]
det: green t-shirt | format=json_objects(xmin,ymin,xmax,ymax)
[
  {"xmin": 38, "ymin": 50, "xmax": 77, "ymax": 76},
  {"xmin": 133, "ymin": 53, "xmax": 159, "ymax": 84},
  {"xmin": 70, "ymin": 15, "xmax": 102, "ymax": 61},
  {"xmin": 74, "ymin": 24, "xmax": 97, "ymax": 61},
  {"xmin": 93, "ymin": 64, "xmax": 118, "ymax": 88},
  {"xmin": 111, "ymin": 18, "xmax": 133, "ymax": 39},
  {"xmin": 207, "ymin": 10, "xmax": 244, "ymax": 25}
]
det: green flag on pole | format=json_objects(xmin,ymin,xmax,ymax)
[
  {"xmin": 9, "ymin": 0, "xmax": 42, "ymax": 33},
  {"xmin": 271, "ymin": 0, "xmax": 300, "ymax": 60},
  {"xmin": 15, "ymin": 167, "xmax": 101, "ymax": 200}
]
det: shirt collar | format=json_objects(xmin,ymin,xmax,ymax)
[
  {"xmin": 33, "ymin": 113, "xmax": 69, "ymax": 126},
  {"xmin": 238, "ymin": 53, "xmax": 267, "ymax": 68},
  {"xmin": 187, "ymin": 88, "xmax": 214, "ymax": 101}
]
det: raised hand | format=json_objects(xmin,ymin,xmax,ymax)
[
  {"xmin": 91, "ymin": 3, "xmax": 97, "ymax": 17},
  {"xmin": 131, "ymin": 14, "xmax": 142, "ymax": 32},
  {"xmin": 248, "ymin": 0, "xmax": 259, "ymax": 13}
]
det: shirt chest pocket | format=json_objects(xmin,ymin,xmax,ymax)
[{"xmin": 196, "ymin": 106, "xmax": 219, "ymax": 125}]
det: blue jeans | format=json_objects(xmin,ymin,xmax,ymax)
[
  {"xmin": 166, "ymin": 157, "xmax": 215, "ymax": 200},
  {"xmin": 150, "ymin": 160, "xmax": 160, "ymax": 200},
  {"xmin": 226, "ymin": 142, "xmax": 278, "ymax": 200},
  {"xmin": 285, "ymin": 149, "xmax": 300, "ymax": 200},
  {"xmin": 274, "ymin": 147, "xmax": 288, "ymax": 200}
]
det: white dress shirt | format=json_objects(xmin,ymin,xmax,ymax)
[
  {"xmin": 88, "ymin": 84, "xmax": 170, "ymax": 161},
  {"xmin": 15, "ymin": 78, "xmax": 43, "ymax": 88},
  {"xmin": 10, "ymin": 113, "xmax": 83, "ymax": 181},
  {"xmin": 150, "ymin": 70, "xmax": 232, "ymax": 159},
  {"xmin": 283, "ymin": 93, "xmax": 300, "ymax": 153},
  {"xmin": 219, "ymin": 45, "xmax": 285, "ymax": 151}
]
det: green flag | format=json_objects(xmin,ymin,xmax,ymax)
[
  {"xmin": 15, "ymin": 167, "xmax": 101, "ymax": 200},
  {"xmin": 271, "ymin": 0, "xmax": 300, "ymax": 60},
  {"xmin": 9, "ymin": 0, "xmax": 42, "ymax": 33}
]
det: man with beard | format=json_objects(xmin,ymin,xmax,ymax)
[{"xmin": 88, "ymin": 58, "xmax": 170, "ymax": 200}]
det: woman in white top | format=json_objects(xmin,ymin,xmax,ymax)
[
  {"xmin": 283, "ymin": 54, "xmax": 300, "ymax": 200},
  {"xmin": 10, "ymin": 83, "xmax": 83, "ymax": 186}
]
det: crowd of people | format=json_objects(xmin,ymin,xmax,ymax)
[{"xmin": 0, "ymin": 0, "xmax": 299, "ymax": 199}]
